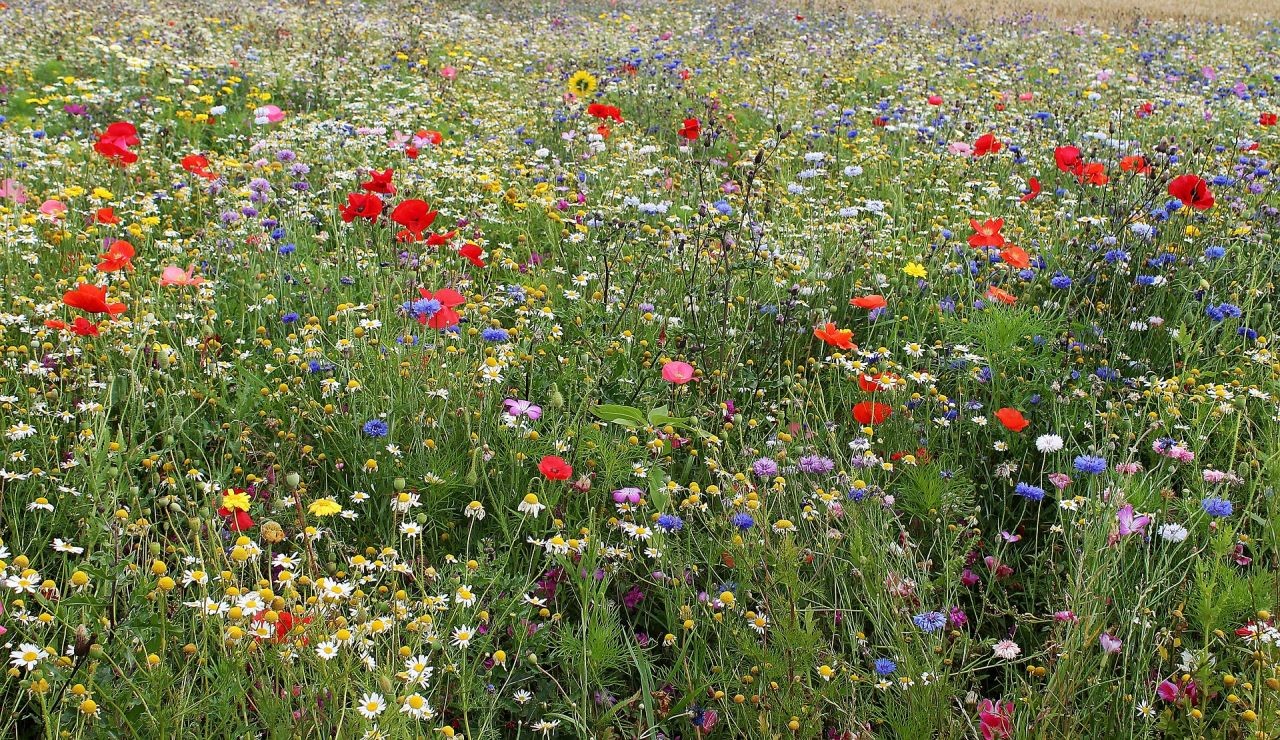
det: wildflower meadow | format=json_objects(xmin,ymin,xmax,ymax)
[{"xmin": 1, "ymin": 0, "xmax": 1279, "ymax": 737}]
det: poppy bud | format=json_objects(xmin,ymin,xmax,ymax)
[
  {"xmin": 548, "ymin": 384, "xmax": 565, "ymax": 409},
  {"xmin": 393, "ymin": 477, "xmax": 406, "ymax": 491},
  {"xmin": 286, "ymin": 472, "xmax": 301, "ymax": 489}
]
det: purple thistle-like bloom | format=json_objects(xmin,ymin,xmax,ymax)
[
  {"xmin": 752, "ymin": 457, "xmax": 779, "ymax": 478},
  {"xmin": 798, "ymin": 455, "xmax": 836, "ymax": 475}
]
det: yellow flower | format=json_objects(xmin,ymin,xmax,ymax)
[
  {"xmin": 567, "ymin": 70, "xmax": 598, "ymax": 97},
  {"xmin": 221, "ymin": 490, "xmax": 251, "ymax": 512},
  {"xmin": 904, "ymin": 262, "xmax": 927, "ymax": 279},
  {"xmin": 308, "ymin": 498, "xmax": 342, "ymax": 517}
]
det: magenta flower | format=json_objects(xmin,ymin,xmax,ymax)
[
  {"xmin": 661, "ymin": 360, "xmax": 694, "ymax": 385},
  {"xmin": 503, "ymin": 398, "xmax": 542, "ymax": 420},
  {"xmin": 1116, "ymin": 504, "xmax": 1150, "ymax": 537}
]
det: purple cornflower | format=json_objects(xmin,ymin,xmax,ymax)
[
  {"xmin": 752, "ymin": 457, "xmax": 779, "ymax": 479},
  {"xmin": 798, "ymin": 455, "xmax": 836, "ymax": 475}
]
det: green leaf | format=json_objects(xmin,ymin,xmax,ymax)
[
  {"xmin": 648, "ymin": 466, "xmax": 669, "ymax": 511},
  {"xmin": 590, "ymin": 404, "xmax": 647, "ymax": 428}
]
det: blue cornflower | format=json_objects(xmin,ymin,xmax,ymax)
[
  {"xmin": 1014, "ymin": 483, "xmax": 1046, "ymax": 501},
  {"xmin": 1201, "ymin": 497, "xmax": 1233, "ymax": 517},
  {"xmin": 481, "ymin": 328, "xmax": 510, "ymax": 342},
  {"xmin": 278, "ymin": 243, "xmax": 296, "ymax": 255},
  {"xmin": 873, "ymin": 658, "xmax": 897, "ymax": 676},
  {"xmin": 281, "ymin": 312, "xmax": 300, "ymax": 324},
  {"xmin": 730, "ymin": 513, "xmax": 755, "ymax": 531},
  {"xmin": 912, "ymin": 611, "xmax": 946, "ymax": 633},
  {"xmin": 656, "ymin": 514, "xmax": 684, "ymax": 533},
  {"xmin": 1050, "ymin": 273, "xmax": 1073, "ymax": 289},
  {"xmin": 712, "ymin": 199, "xmax": 733, "ymax": 215},
  {"xmin": 1204, "ymin": 246, "xmax": 1226, "ymax": 260},
  {"xmin": 362, "ymin": 419, "xmax": 389, "ymax": 437},
  {"xmin": 1073, "ymin": 455, "xmax": 1108, "ymax": 475}
]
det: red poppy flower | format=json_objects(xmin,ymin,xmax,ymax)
[
  {"xmin": 63, "ymin": 283, "xmax": 127, "ymax": 316},
  {"xmin": 1167, "ymin": 174, "xmax": 1214, "ymax": 210},
  {"xmin": 849, "ymin": 294, "xmax": 887, "ymax": 310},
  {"xmin": 418, "ymin": 287, "xmax": 465, "ymax": 329},
  {"xmin": 973, "ymin": 133, "xmax": 1002, "ymax": 157},
  {"xmin": 587, "ymin": 103, "xmax": 624, "ymax": 123},
  {"xmin": 1119, "ymin": 155, "xmax": 1151, "ymax": 176},
  {"xmin": 218, "ymin": 505, "xmax": 255, "ymax": 532},
  {"xmin": 968, "ymin": 218, "xmax": 1005, "ymax": 248},
  {"xmin": 1000, "ymin": 246, "xmax": 1030, "ymax": 269},
  {"xmin": 857, "ymin": 373, "xmax": 896, "ymax": 393},
  {"xmin": 94, "ymin": 121, "xmax": 139, "ymax": 165},
  {"xmin": 986, "ymin": 286, "xmax": 1017, "ymax": 305},
  {"xmin": 181, "ymin": 154, "xmax": 216, "ymax": 180},
  {"xmin": 425, "ymin": 229, "xmax": 458, "ymax": 246},
  {"xmin": 254, "ymin": 609, "xmax": 311, "ymax": 643},
  {"xmin": 95, "ymin": 207, "xmax": 120, "ymax": 225},
  {"xmin": 1135, "ymin": 102, "xmax": 1154, "ymax": 118},
  {"xmin": 69, "ymin": 317, "xmax": 100, "ymax": 336},
  {"xmin": 1261, "ymin": 112, "xmax": 1278, "ymax": 127},
  {"xmin": 361, "ymin": 168, "xmax": 396, "ymax": 195},
  {"xmin": 390, "ymin": 199, "xmax": 438, "ymax": 239},
  {"xmin": 1078, "ymin": 162, "xmax": 1108, "ymax": 186},
  {"xmin": 1020, "ymin": 177, "xmax": 1041, "ymax": 203},
  {"xmin": 1054, "ymin": 146, "xmax": 1082, "ymax": 176},
  {"xmin": 678, "ymin": 117, "xmax": 701, "ymax": 141},
  {"xmin": 538, "ymin": 455, "xmax": 573, "ymax": 480},
  {"xmin": 405, "ymin": 146, "xmax": 419, "ymax": 159},
  {"xmin": 340, "ymin": 192, "xmax": 383, "ymax": 222},
  {"xmin": 813, "ymin": 322, "xmax": 854, "ymax": 350},
  {"xmin": 927, "ymin": 94, "xmax": 943, "ymax": 105},
  {"xmin": 459, "ymin": 242, "xmax": 486, "ymax": 268},
  {"xmin": 96, "ymin": 240, "xmax": 135, "ymax": 273},
  {"xmin": 994, "ymin": 407, "xmax": 1029, "ymax": 432},
  {"xmin": 416, "ymin": 130, "xmax": 443, "ymax": 146},
  {"xmin": 852, "ymin": 401, "xmax": 892, "ymax": 426}
]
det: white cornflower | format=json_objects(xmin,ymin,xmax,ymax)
[{"xmin": 1036, "ymin": 434, "xmax": 1064, "ymax": 453}]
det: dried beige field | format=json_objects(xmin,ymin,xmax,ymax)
[{"xmin": 805, "ymin": 0, "xmax": 1280, "ymax": 23}]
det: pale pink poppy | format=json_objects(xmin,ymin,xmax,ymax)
[
  {"xmin": 439, "ymin": 65, "xmax": 457, "ymax": 80},
  {"xmin": 160, "ymin": 265, "xmax": 206, "ymax": 287},
  {"xmin": 38, "ymin": 199, "xmax": 67, "ymax": 219},
  {"xmin": 948, "ymin": 141, "xmax": 973, "ymax": 156},
  {"xmin": 0, "ymin": 179, "xmax": 26, "ymax": 204},
  {"xmin": 661, "ymin": 361, "xmax": 694, "ymax": 385},
  {"xmin": 253, "ymin": 105, "xmax": 285, "ymax": 125}
]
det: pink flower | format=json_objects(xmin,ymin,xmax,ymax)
[
  {"xmin": 0, "ymin": 178, "xmax": 26, "ymax": 204},
  {"xmin": 992, "ymin": 639, "xmax": 1021, "ymax": 660},
  {"xmin": 440, "ymin": 65, "xmax": 457, "ymax": 80},
  {"xmin": 1116, "ymin": 504, "xmax": 1150, "ymax": 537},
  {"xmin": 253, "ymin": 105, "xmax": 285, "ymax": 125},
  {"xmin": 38, "ymin": 199, "xmax": 67, "ymax": 219},
  {"xmin": 948, "ymin": 141, "xmax": 973, "ymax": 156},
  {"xmin": 1099, "ymin": 633, "xmax": 1123, "ymax": 653},
  {"xmin": 978, "ymin": 698, "xmax": 1014, "ymax": 740},
  {"xmin": 661, "ymin": 361, "xmax": 694, "ymax": 385},
  {"xmin": 1047, "ymin": 472, "xmax": 1072, "ymax": 490},
  {"xmin": 160, "ymin": 265, "xmax": 206, "ymax": 287}
]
